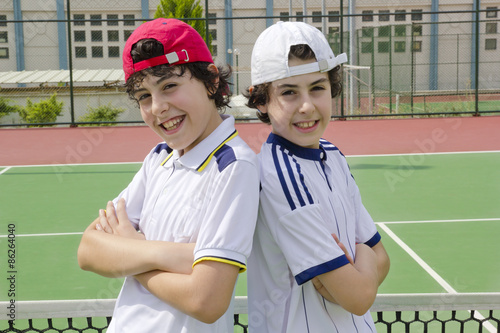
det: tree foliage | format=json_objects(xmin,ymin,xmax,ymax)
[
  {"xmin": 154, "ymin": 0, "xmax": 213, "ymax": 54},
  {"xmin": 18, "ymin": 93, "xmax": 64, "ymax": 127},
  {"xmin": 78, "ymin": 103, "xmax": 125, "ymax": 126},
  {"xmin": 0, "ymin": 97, "xmax": 20, "ymax": 119}
]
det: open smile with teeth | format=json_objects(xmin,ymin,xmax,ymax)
[
  {"xmin": 161, "ymin": 116, "xmax": 184, "ymax": 131},
  {"xmin": 295, "ymin": 120, "xmax": 317, "ymax": 129}
]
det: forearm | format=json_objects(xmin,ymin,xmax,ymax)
[
  {"xmin": 372, "ymin": 241, "xmax": 390, "ymax": 286},
  {"xmin": 77, "ymin": 220, "xmax": 194, "ymax": 278},
  {"xmin": 135, "ymin": 261, "xmax": 239, "ymax": 324},
  {"xmin": 317, "ymin": 244, "xmax": 378, "ymax": 315}
]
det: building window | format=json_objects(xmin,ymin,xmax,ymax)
[
  {"xmin": 486, "ymin": 7, "xmax": 498, "ymax": 18},
  {"xmin": 296, "ymin": 12, "xmax": 304, "ymax": 22},
  {"xmin": 395, "ymin": 10, "xmax": 406, "ymax": 21},
  {"xmin": 124, "ymin": 30, "xmax": 133, "ymax": 41},
  {"xmin": 92, "ymin": 46, "xmax": 103, "ymax": 57},
  {"xmin": 362, "ymin": 11, "xmax": 374, "ymax": 22},
  {"xmin": 90, "ymin": 14, "xmax": 102, "ymax": 26},
  {"xmin": 123, "ymin": 14, "xmax": 135, "ymax": 26},
  {"xmin": 378, "ymin": 41, "xmax": 390, "ymax": 53},
  {"xmin": 394, "ymin": 41, "xmax": 406, "ymax": 52},
  {"xmin": 485, "ymin": 39, "xmax": 497, "ymax": 50},
  {"xmin": 212, "ymin": 45, "xmax": 217, "ymax": 57},
  {"xmin": 0, "ymin": 47, "xmax": 9, "ymax": 58},
  {"xmin": 395, "ymin": 25, "xmax": 407, "ymax": 37},
  {"xmin": 312, "ymin": 11, "xmax": 322, "ymax": 23},
  {"xmin": 329, "ymin": 11, "xmax": 340, "ymax": 22},
  {"xmin": 208, "ymin": 13, "xmax": 217, "ymax": 25},
  {"xmin": 0, "ymin": 32, "xmax": 7, "ymax": 43},
  {"xmin": 362, "ymin": 27, "xmax": 374, "ymax": 38},
  {"xmin": 91, "ymin": 30, "xmax": 103, "ymax": 42},
  {"xmin": 361, "ymin": 42, "xmax": 373, "ymax": 53},
  {"xmin": 74, "ymin": 30, "xmax": 86, "ymax": 42},
  {"xmin": 75, "ymin": 47, "xmax": 87, "ymax": 58},
  {"xmin": 280, "ymin": 12, "xmax": 290, "ymax": 22},
  {"xmin": 413, "ymin": 41, "xmax": 422, "ymax": 52},
  {"xmin": 413, "ymin": 25, "xmax": 423, "ymax": 36},
  {"xmin": 73, "ymin": 14, "xmax": 85, "ymax": 26},
  {"xmin": 108, "ymin": 30, "xmax": 119, "ymax": 42},
  {"xmin": 107, "ymin": 14, "xmax": 119, "ymax": 26},
  {"xmin": 329, "ymin": 26, "xmax": 340, "ymax": 35},
  {"xmin": 411, "ymin": 9, "xmax": 423, "ymax": 21},
  {"xmin": 0, "ymin": 15, "xmax": 7, "ymax": 27},
  {"xmin": 379, "ymin": 26, "xmax": 391, "ymax": 37},
  {"xmin": 108, "ymin": 46, "xmax": 120, "ymax": 57},
  {"xmin": 486, "ymin": 22, "xmax": 497, "ymax": 34},
  {"xmin": 379, "ymin": 10, "xmax": 390, "ymax": 22},
  {"xmin": 209, "ymin": 29, "xmax": 217, "ymax": 41}
]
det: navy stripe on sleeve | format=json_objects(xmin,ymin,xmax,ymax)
[
  {"xmin": 295, "ymin": 255, "xmax": 350, "ymax": 285},
  {"xmin": 365, "ymin": 232, "xmax": 382, "ymax": 248}
]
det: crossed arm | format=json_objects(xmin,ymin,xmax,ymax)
[
  {"xmin": 77, "ymin": 199, "xmax": 239, "ymax": 323},
  {"xmin": 311, "ymin": 235, "xmax": 390, "ymax": 316}
]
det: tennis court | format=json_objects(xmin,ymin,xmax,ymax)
[{"xmin": 1, "ymin": 117, "xmax": 500, "ymax": 332}]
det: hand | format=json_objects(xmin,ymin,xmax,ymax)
[{"xmin": 96, "ymin": 198, "xmax": 145, "ymax": 241}]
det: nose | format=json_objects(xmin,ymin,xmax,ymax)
[
  {"xmin": 151, "ymin": 94, "xmax": 169, "ymax": 117},
  {"xmin": 298, "ymin": 94, "xmax": 315, "ymax": 114}
]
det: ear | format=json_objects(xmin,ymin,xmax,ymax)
[{"xmin": 207, "ymin": 63, "xmax": 220, "ymax": 87}]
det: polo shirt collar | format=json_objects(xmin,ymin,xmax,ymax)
[
  {"xmin": 171, "ymin": 114, "xmax": 237, "ymax": 171},
  {"xmin": 267, "ymin": 132, "xmax": 326, "ymax": 161}
]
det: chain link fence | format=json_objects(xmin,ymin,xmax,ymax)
[{"xmin": 0, "ymin": 0, "xmax": 499, "ymax": 127}]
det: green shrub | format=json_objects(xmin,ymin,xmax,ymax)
[
  {"xmin": 0, "ymin": 97, "xmax": 20, "ymax": 119},
  {"xmin": 18, "ymin": 93, "xmax": 64, "ymax": 127},
  {"xmin": 78, "ymin": 103, "xmax": 125, "ymax": 126}
]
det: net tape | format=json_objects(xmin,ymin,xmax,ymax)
[{"xmin": 2, "ymin": 293, "xmax": 500, "ymax": 333}]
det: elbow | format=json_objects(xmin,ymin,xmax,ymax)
[
  {"xmin": 189, "ymin": 297, "xmax": 230, "ymax": 324},
  {"xmin": 340, "ymin": 283, "xmax": 378, "ymax": 316}
]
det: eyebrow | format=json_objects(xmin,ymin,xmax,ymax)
[
  {"xmin": 276, "ymin": 77, "xmax": 329, "ymax": 89},
  {"xmin": 132, "ymin": 74, "xmax": 177, "ymax": 96}
]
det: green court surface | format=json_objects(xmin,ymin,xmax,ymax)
[{"xmin": 1, "ymin": 152, "xmax": 499, "ymax": 331}]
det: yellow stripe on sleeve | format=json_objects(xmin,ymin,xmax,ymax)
[{"xmin": 193, "ymin": 257, "xmax": 247, "ymax": 273}]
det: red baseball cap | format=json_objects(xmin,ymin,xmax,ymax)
[{"xmin": 122, "ymin": 18, "xmax": 213, "ymax": 81}]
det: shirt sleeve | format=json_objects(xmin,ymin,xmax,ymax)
[
  {"xmin": 193, "ymin": 159, "xmax": 260, "ymax": 272},
  {"xmin": 259, "ymin": 172, "xmax": 349, "ymax": 286}
]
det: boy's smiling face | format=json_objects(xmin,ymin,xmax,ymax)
[
  {"xmin": 133, "ymin": 65, "xmax": 222, "ymax": 155},
  {"xmin": 260, "ymin": 58, "xmax": 333, "ymax": 149}
]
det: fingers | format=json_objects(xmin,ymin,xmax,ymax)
[
  {"xmin": 98, "ymin": 209, "xmax": 112, "ymax": 233},
  {"xmin": 331, "ymin": 234, "xmax": 355, "ymax": 265},
  {"xmin": 106, "ymin": 201, "xmax": 120, "ymax": 230},
  {"xmin": 116, "ymin": 198, "xmax": 129, "ymax": 224}
]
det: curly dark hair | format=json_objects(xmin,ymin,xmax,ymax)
[
  {"xmin": 244, "ymin": 44, "xmax": 343, "ymax": 124},
  {"xmin": 125, "ymin": 38, "xmax": 232, "ymax": 111}
]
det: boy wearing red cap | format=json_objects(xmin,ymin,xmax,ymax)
[
  {"xmin": 245, "ymin": 21, "xmax": 390, "ymax": 332},
  {"xmin": 77, "ymin": 18, "xmax": 259, "ymax": 332}
]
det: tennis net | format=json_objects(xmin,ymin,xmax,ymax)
[{"xmin": 1, "ymin": 293, "xmax": 500, "ymax": 332}]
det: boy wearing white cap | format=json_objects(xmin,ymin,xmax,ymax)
[
  {"xmin": 245, "ymin": 21, "xmax": 390, "ymax": 332},
  {"xmin": 77, "ymin": 18, "xmax": 259, "ymax": 332}
]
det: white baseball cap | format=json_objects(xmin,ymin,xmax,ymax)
[{"xmin": 251, "ymin": 21, "xmax": 348, "ymax": 86}]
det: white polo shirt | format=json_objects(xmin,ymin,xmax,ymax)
[
  {"xmin": 248, "ymin": 133, "xmax": 380, "ymax": 333},
  {"xmin": 107, "ymin": 115, "xmax": 259, "ymax": 333}
]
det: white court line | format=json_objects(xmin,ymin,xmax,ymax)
[
  {"xmin": 1, "ymin": 149, "xmax": 499, "ymax": 169},
  {"xmin": 376, "ymin": 217, "xmax": 500, "ymax": 225},
  {"xmin": 379, "ymin": 222, "xmax": 497, "ymax": 332},
  {"xmin": 347, "ymin": 149, "xmax": 500, "ymax": 158},
  {"xmin": 0, "ymin": 166, "xmax": 12, "ymax": 175}
]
